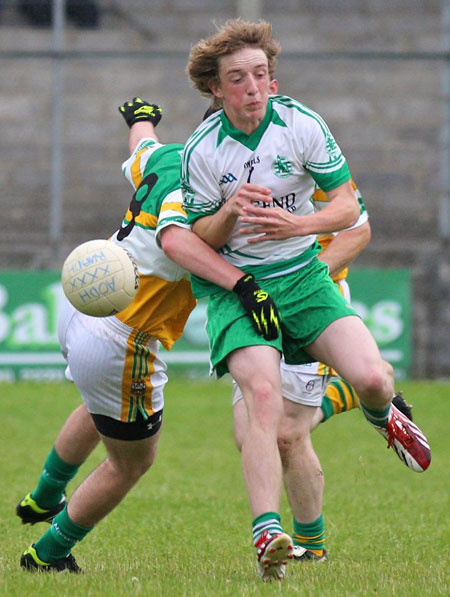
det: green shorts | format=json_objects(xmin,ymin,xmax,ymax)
[{"xmin": 206, "ymin": 258, "xmax": 358, "ymax": 377}]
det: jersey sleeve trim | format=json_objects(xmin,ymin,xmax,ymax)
[
  {"xmin": 160, "ymin": 201, "xmax": 187, "ymax": 217},
  {"xmin": 130, "ymin": 147, "xmax": 147, "ymax": 188},
  {"xmin": 308, "ymin": 163, "xmax": 351, "ymax": 192},
  {"xmin": 186, "ymin": 208, "xmax": 218, "ymax": 225},
  {"xmin": 122, "ymin": 209, "xmax": 158, "ymax": 230},
  {"xmin": 122, "ymin": 138, "xmax": 161, "ymax": 189},
  {"xmin": 154, "ymin": 219, "xmax": 191, "ymax": 249}
]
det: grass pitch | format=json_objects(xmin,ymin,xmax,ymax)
[{"xmin": 0, "ymin": 376, "xmax": 449, "ymax": 596}]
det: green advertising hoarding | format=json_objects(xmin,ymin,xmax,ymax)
[
  {"xmin": 0, "ymin": 269, "xmax": 411, "ymax": 381},
  {"xmin": 347, "ymin": 269, "xmax": 411, "ymax": 379},
  {"xmin": 0, "ymin": 271, "xmax": 64, "ymax": 382}
]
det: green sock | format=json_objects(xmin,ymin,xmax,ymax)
[
  {"xmin": 252, "ymin": 511, "xmax": 283, "ymax": 544},
  {"xmin": 34, "ymin": 506, "xmax": 93, "ymax": 562},
  {"xmin": 31, "ymin": 447, "xmax": 81, "ymax": 509},
  {"xmin": 360, "ymin": 403, "xmax": 391, "ymax": 428},
  {"xmin": 321, "ymin": 378, "xmax": 359, "ymax": 423},
  {"xmin": 293, "ymin": 514, "xmax": 325, "ymax": 553},
  {"xmin": 320, "ymin": 395, "xmax": 335, "ymax": 422}
]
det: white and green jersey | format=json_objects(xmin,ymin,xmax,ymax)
[{"xmin": 181, "ymin": 94, "xmax": 351, "ymax": 296}]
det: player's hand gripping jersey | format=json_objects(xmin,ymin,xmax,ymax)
[
  {"xmin": 111, "ymin": 139, "xmax": 196, "ymax": 349},
  {"xmin": 181, "ymin": 94, "xmax": 351, "ymax": 296}
]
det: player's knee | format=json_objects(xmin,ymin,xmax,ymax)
[
  {"xmin": 383, "ymin": 360, "xmax": 394, "ymax": 380},
  {"xmin": 137, "ymin": 446, "xmax": 159, "ymax": 476},
  {"xmin": 248, "ymin": 381, "xmax": 283, "ymax": 428},
  {"xmin": 277, "ymin": 424, "xmax": 310, "ymax": 460},
  {"xmin": 109, "ymin": 450, "xmax": 157, "ymax": 482},
  {"xmin": 122, "ymin": 459, "xmax": 153, "ymax": 482},
  {"xmin": 354, "ymin": 365, "xmax": 392, "ymax": 402}
]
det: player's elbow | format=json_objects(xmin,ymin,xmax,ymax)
[
  {"xmin": 160, "ymin": 225, "xmax": 182, "ymax": 258},
  {"xmin": 359, "ymin": 221, "xmax": 372, "ymax": 249},
  {"xmin": 346, "ymin": 201, "xmax": 361, "ymax": 228}
]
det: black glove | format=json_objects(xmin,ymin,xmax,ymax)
[
  {"xmin": 233, "ymin": 274, "xmax": 281, "ymax": 341},
  {"xmin": 118, "ymin": 97, "xmax": 162, "ymax": 128}
]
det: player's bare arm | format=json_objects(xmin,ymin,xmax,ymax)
[
  {"xmin": 191, "ymin": 183, "xmax": 272, "ymax": 249},
  {"xmin": 318, "ymin": 221, "xmax": 371, "ymax": 277},
  {"xmin": 240, "ymin": 180, "xmax": 359, "ymax": 243},
  {"xmin": 127, "ymin": 121, "xmax": 158, "ymax": 153},
  {"xmin": 160, "ymin": 225, "xmax": 281, "ymax": 341},
  {"xmin": 160, "ymin": 225, "xmax": 244, "ymax": 290}
]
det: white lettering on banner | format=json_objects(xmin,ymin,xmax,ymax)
[
  {"xmin": 0, "ymin": 282, "xmax": 64, "ymax": 347},
  {"xmin": 12, "ymin": 305, "xmax": 53, "ymax": 343},
  {"xmin": 371, "ymin": 301, "xmax": 404, "ymax": 342},
  {"xmin": 352, "ymin": 300, "xmax": 404, "ymax": 344}
]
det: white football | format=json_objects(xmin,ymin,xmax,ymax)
[{"xmin": 61, "ymin": 239, "xmax": 139, "ymax": 317}]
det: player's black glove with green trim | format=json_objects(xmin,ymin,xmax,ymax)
[
  {"xmin": 233, "ymin": 274, "xmax": 281, "ymax": 341},
  {"xmin": 118, "ymin": 97, "xmax": 162, "ymax": 128}
]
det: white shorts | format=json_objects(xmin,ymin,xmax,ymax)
[
  {"xmin": 232, "ymin": 368, "xmax": 331, "ymax": 408},
  {"xmin": 58, "ymin": 299, "xmax": 167, "ymax": 422}
]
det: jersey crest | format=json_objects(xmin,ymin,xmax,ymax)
[{"xmin": 272, "ymin": 155, "xmax": 294, "ymax": 178}]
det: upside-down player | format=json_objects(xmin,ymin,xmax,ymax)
[{"xmin": 17, "ymin": 98, "xmax": 281, "ymax": 573}]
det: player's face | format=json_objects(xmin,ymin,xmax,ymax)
[{"xmin": 211, "ymin": 47, "xmax": 272, "ymax": 134}]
